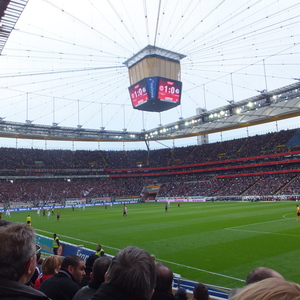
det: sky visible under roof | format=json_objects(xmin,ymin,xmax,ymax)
[{"xmin": 0, "ymin": 0, "xmax": 300, "ymax": 150}]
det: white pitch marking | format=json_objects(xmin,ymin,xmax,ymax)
[
  {"xmin": 36, "ymin": 228, "xmax": 120, "ymax": 251},
  {"xmin": 225, "ymin": 214, "xmax": 299, "ymax": 237},
  {"xmin": 159, "ymin": 258, "xmax": 244, "ymax": 282},
  {"xmin": 36, "ymin": 228, "xmax": 244, "ymax": 282},
  {"xmin": 225, "ymin": 228, "xmax": 300, "ymax": 237}
]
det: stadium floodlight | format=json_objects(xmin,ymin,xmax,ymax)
[{"xmin": 236, "ymin": 108, "xmax": 242, "ymax": 114}]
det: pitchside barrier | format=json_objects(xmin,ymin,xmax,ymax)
[{"xmin": 37, "ymin": 233, "xmax": 230, "ymax": 299}]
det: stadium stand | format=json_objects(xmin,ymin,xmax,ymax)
[{"xmin": 1, "ymin": 128, "xmax": 300, "ymax": 206}]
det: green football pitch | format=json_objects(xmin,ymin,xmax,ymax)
[{"xmin": 7, "ymin": 201, "xmax": 300, "ymax": 289}]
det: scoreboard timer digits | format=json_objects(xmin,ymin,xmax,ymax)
[
  {"xmin": 158, "ymin": 78, "xmax": 182, "ymax": 103},
  {"xmin": 129, "ymin": 80, "xmax": 149, "ymax": 107}
]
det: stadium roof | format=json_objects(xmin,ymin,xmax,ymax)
[
  {"xmin": 0, "ymin": 0, "xmax": 28, "ymax": 54},
  {"xmin": 0, "ymin": 1, "xmax": 300, "ymax": 146},
  {"xmin": 0, "ymin": 81, "xmax": 299, "ymax": 142}
]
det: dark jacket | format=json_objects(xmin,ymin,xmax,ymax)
[
  {"xmin": 152, "ymin": 290, "xmax": 175, "ymax": 300},
  {"xmin": 73, "ymin": 285, "xmax": 97, "ymax": 300},
  {"xmin": 73, "ymin": 277, "xmax": 103, "ymax": 300},
  {"xmin": 92, "ymin": 282, "xmax": 147, "ymax": 300},
  {"xmin": 39, "ymin": 269, "xmax": 81, "ymax": 300},
  {"xmin": 0, "ymin": 278, "xmax": 50, "ymax": 300}
]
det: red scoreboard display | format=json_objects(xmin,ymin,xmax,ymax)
[
  {"xmin": 128, "ymin": 77, "xmax": 182, "ymax": 112},
  {"xmin": 157, "ymin": 77, "xmax": 181, "ymax": 103},
  {"xmin": 128, "ymin": 79, "xmax": 149, "ymax": 107}
]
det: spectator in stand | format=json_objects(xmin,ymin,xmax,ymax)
[
  {"xmin": 73, "ymin": 256, "xmax": 112, "ymax": 300},
  {"xmin": 39, "ymin": 254, "xmax": 85, "ymax": 300},
  {"xmin": 0, "ymin": 221, "xmax": 50, "ymax": 300},
  {"xmin": 34, "ymin": 255, "xmax": 63, "ymax": 290},
  {"xmin": 174, "ymin": 288, "xmax": 188, "ymax": 300},
  {"xmin": 80, "ymin": 254, "xmax": 100, "ymax": 287},
  {"xmin": 28, "ymin": 244, "xmax": 42, "ymax": 287},
  {"xmin": 151, "ymin": 262, "xmax": 174, "ymax": 300},
  {"xmin": 192, "ymin": 282, "xmax": 210, "ymax": 300},
  {"xmin": 245, "ymin": 267, "xmax": 284, "ymax": 285},
  {"xmin": 230, "ymin": 278, "xmax": 300, "ymax": 300},
  {"xmin": 92, "ymin": 246, "xmax": 155, "ymax": 300}
]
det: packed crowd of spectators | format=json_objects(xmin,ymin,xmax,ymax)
[
  {"xmin": 1, "ymin": 171, "xmax": 298, "ymax": 204},
  {"xmin": 157, "ymin": 173, "xmax": 300, "ymax": 198},
  {"xmin": 0, "ymin": 177, "xmax": 146, "ymax": 204},
  {"xmin": 0, "ymin": 129, "xmax": 299, "ymax": 171},
  {"xmin": 1, "ymin": 128, "xmax": 300, "ymax": 203}
]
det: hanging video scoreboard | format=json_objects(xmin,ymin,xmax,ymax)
[{"xmin": 128, "ymin": 77, "xmax": 182, "ymax": 112}]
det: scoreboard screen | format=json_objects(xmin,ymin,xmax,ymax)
[
  {"xmin": 128, "ymin": 79, "xmax": 149, "ymax": 107},
  {"xmin": 157, "ymin": 78, "xmax": 182, "ymax": 103},
  {"xmin": 128, "ymin": 77, "xmax": 182, "ymax": 112}
]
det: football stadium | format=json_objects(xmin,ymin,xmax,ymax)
[{"xmin": 1, "ymin": 1, "xmax": 300, "ymax": 299}]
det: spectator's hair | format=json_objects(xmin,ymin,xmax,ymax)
[
  {"xmin": 230, "ymin": 278, "xmax": 300, "ymax": 300},
  {"xmin": 86, "ymin": 254, "xmax": 99, "ymax": 268},
  {"xmin": 155, "ymin": 262, "xmax": 173, "ymax": 293},
  {"xmin": 61, "ymin": 254, "xmax": 84, "ymax": 270},
  {"xmin": 245, "ymin": 267, "xmax": 284, "ymax": 285},
  {"xmin": 106, "ymin": 246, "xmax": 155, "ymax": 300},
  {"xmin": 193, "ymin": 282, "xmax": 209, "ymax": 300},
  {"xmin": 91, "ymin": 256, "xmax": 112, "ymax": 285},
  {"xmin": 0, "ymin": 222, "xmax": 36, "ymax": 281},
  {"xmin": 175, "ymin": 287, "xmax": 188, "ymax": 300},
  {"xmin": 0, "ymin": 220, "xmax": 11, "ymax": 226},
  {"xmin": 228, "ymin": 288, "xmax": 241, "ymax": 299},
  {"xmin": 41, "ymin": 255, "xmax": 63, "ymax": 275}
]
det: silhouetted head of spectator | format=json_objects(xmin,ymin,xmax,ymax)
[
  {"xmin": 80, "ymin": 254, "xmax": 108, "ymax": 287},
  {"xmin": 105, "ymin": 246, "xmax": 156, "ymax": 300},
  {"xmin": 86, "ymin": 254, "xmax": 99, "ymax": 269},
  {"xmin": 246, "ymin": 267, "xmax": 284, "ymax": 285},
  {"xmin": 193, "ymin": 282, "xmax": 210, "ymax": 300},
  {"xmin": 154, "ymin": 262, "xmax": 173, "ymax": 293},
  {"xmin": 175, "ymin": 287, "xmax": 188, "ymax": 300},
  {"xmin": 90, "ymin": 256, "xmax": 112, "ymax": 287}
]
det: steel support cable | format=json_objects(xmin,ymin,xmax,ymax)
[
  {"xmin": 143, "ymin": 0, "xmax": 150, "ymax": 44},
  {"xmin": 179, "ymin": 0, "xmax": 263, "ymax": 51},
  {"xmin": 12, "ymin": 28, "xmax": 118, "ymax": 57},
  {"xmin": 182, "ymin": 1, "xmax": 300, "ymax": 53},
  {"xmin": 186, "ymin": 14, "xmax": 300, "ymax": 56},
  {"xmin": 106, "ymin": 0, "xmax": 143, "ymax": 49},
  {"xmin": 43, "ymin": 0, "xmax": 133, "ymax": 54},
  {"xmin": 153, "ymin": 0, "xmax": 162, "ymax": 47}
]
